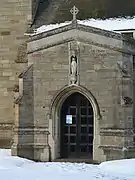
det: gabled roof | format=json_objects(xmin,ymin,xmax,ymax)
[
  {"xmin": 27, "ymin": 21, "xmax": 134, "ymax": 43},
  {"xmin": 27, "ymin": 21, "xmax": 135, "ymax": 56}
]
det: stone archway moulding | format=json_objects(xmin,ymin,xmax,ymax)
[
  {"xmin": 49, "ymin": 84, "xmax": 101, "ymax": 139},
  {"xmin": 48, "ymin": 84, "xmax": 102, "ymax": 160}
]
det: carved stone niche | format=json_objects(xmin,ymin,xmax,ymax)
[
  {"xmin": 68, "ymin": 41, "xmax": 80, "ymax": 85},
  {"xmin": 117, "ymin": 61, "xmax": 132, "ymax": 77},
  {"xmin": 70, "ymin": 54, "xmax": 78, "ymax": 84},
  {"xmin": 120, "ymin": 96, "xmax": 133, "ymax": 106},
  {"xmin": 15, "ymin": 43, "xmax": 28, "ymax": 63}
]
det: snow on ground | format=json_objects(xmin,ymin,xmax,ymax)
[
  {"xmin": 0, "ymin": 149, "xmax": 135, "ymax": 180},
  {"xmin": 0, "ymin": 148, "xmax": 11, "ymax": 157},
  {"xmin": 29, "ymin": 17, "xmax": 135, "ymax": 36},
  {"xmin": 100, "ymin": 159, "xmax": 135, "ymax": 179}
]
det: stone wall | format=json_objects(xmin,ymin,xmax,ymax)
[
  {"xmin": 12, "ymin": 65, "xmax": 34, "ymax": 159},
  {"xmin": 29, "ymin": 41, "xmax": 119, "ymax": 161},
  {"xmin": 29, "ymin": 42, "xmax": 130, "ymax": 161},
  {"xmin": 17, "ymin": 24, "xmax": 135, "ymax": 161},
  {"xmin": 32, "ymin": 43, "xmax": 69, "ymax": 161},
  {"xmin": 0, "ymin": 0, "xmax": 35, "ymax": 147},
  {"xmin": 32, "ymin": 43, "xmax": 69, "ymax": 127}
]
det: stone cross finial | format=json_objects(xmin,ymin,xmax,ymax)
[{"xmin": 70, "ymin": 6, "xmax": 79, "ymax": 20}]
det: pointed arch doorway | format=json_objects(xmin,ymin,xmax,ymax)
[{"xmin": 60, "ymin": 92, "xmax": 94, "ymax": 158}]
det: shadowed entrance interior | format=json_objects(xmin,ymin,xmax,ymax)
[{"xmin": 60, "ymin": 92, "xmax": 94, "ymax": 158}]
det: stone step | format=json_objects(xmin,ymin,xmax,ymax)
[{"xmin": 54, "ymin": 158, "xmax": 99, "ymax": 164}]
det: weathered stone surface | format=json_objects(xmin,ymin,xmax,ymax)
[
  {"xmin": 0, "ymin": 0, "xmax": 41, "ymax": 148},
  {"xmin": 0, "ymin": 1, "xmax": 135, "ymax": 162},
  {"xmin": 0, "ymin": 0, "xmax": 32, "ymax": 147},
  {"xmin": 13, "ymin": 23, "xmax": 135, "ymax": 162}
]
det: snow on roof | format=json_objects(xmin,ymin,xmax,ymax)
[
  {"xmin": 34, "ymin": 21, "xmax": 71, "ymax": 35},
  {"xmin": 78, "ymin": 17, "xmax": 135, "ymax": 31},
  {"xmin": 28, "ymin": 16, "xmax": 135, "ymax": 36}
]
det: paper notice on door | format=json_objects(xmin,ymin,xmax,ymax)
[{"xmin": 66, "ymin": 115, "xmax": 72, "ymax": 124}]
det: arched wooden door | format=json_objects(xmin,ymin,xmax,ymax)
[{"xmin": 60, "ymin": 92, "xmax": 94, "ymax": 158}]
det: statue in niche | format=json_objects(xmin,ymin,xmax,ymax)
[{"xmin": 70, "ymin": 55, "xmax": 77, "ymax": 84}]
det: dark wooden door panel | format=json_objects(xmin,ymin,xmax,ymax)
[{"xmin": 60, "ymin": 92, "xmax": 93, "ymax": 158}]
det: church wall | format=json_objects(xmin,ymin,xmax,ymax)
[
  {"xmin": 12, "ymin": 65, "xmax": 34, "ymax": 159},
  {"xmin": 0, "ymin": 0, "xmax": 37, "ymax": 147},
  {"xmin": 26, "ymin": 26, "xmax": 135, "ymax": 161},
  {"xmin": 79, "ymin": 42, "xmax": 133, "ymax": 129},
  {"xmin": 19, "ymin": 66, "xmax": 34, "ymax": 127},
  {"xmin": 32, "ymin": 43, "xmax": 69, "ymax": 128},
  {"xmin": 80, "ymin": 42, "xmax": 134, "ymax": 160},
  {"xmin": 28, "ymin": 43, "xmax": 69, "ymax": 161},
  {"xmin": 78, "ymin": 42, "xmax": 132, "ymax": 160}
]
